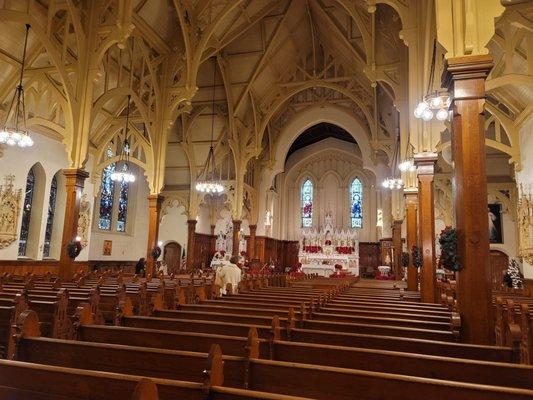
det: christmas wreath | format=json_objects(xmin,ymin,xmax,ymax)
[
  {"xmin": 66, "ymin": 241, "xmax": 82, "ymax": 259},
  {"xmin": 401, "ymin": 252, "xmax": 409, "ymax": 268},
  {"xmin": 411, "ymin": 245, "xmax": 423, "ymax": 269},
  {"xmin": 151, "ymin": 246, "xmax": 162, "ymax": 260},
  {"xmin": 438, "ymin": 227, "xmax": 462, "ymax": 272}
]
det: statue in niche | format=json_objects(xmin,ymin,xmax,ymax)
[
  {"xmin": 0, "ymin": 175, "xmax": 22, "ymax": 249},
  {"xmin": 77, "ymin": 194, "xmax": 91, "ymax": 248}
]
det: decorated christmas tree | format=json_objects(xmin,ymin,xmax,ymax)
[{"xmin": 505, "ymin": 258, "xmax": 523, "ymax": 289}]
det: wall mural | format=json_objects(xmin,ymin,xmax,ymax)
[{"xmin": 0, "ymin": 175, "xmax": 22, "ymax": 249}]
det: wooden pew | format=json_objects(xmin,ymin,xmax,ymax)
[
  {"xmin": 119, "ymin": 315, "xmax": 283, "ymax": 340},
  {"xmin": 12, "ymin": 313, "xmax": 533, "ymax": 399},
  {"xmin": 288, "ymin": 327, "xmax": 516, "ymax": 362},
  {"xmin": 301, "ymin": 319, "xmax": 456, "ymax": 341},
  {"xmin": 0, "ymin": 360, "xmax": 306, "ymax": 400},
  {"xmin": 0, "ymin": 295, "xmax": 27, "ymax": 357}
]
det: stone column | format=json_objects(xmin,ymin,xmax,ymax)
[
  {"xmin": 248, "ymin": 224, "xmax": 257, "ymax": 259},
  {"xmin": 146, "ymin": 194, "xmax": 163, "ymax": 275},
  {"xmin": 442, "ymin": 55, "xmax": 494, "ymax": 344},
  {"xmin": 414, "ymin": 153, "xmax": 438, "ymax": 303},
  {"xmin": 58, "ymin": 169, "xmax": 89, "ymax": 281},
  {"xmin": 404, "ymin": 189, "xmax": 419, "ymax": 291},
  {"xmin": 186, "ymin": 219, "xmax": 197, "ymax": 270},
  {"xmin": 232, "ymin": 220, "xmax": 242, "ymax": 256},
  {"xmin": 391, "ymin": 219, "xmax": 403, "ymax": 279}
]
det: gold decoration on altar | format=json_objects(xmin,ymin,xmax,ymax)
[
  {"xmin": 77, "ymin": 193, "xmax": 91, "ymax": 248},
  {"xmin": 517, "ymin": 184, "xmax": 533, "ymax": 264},
  {"xmin": 0, "ymin": 175, "xmax": 22, "ymax": 249}
]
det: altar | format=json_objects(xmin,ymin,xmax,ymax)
[{"xmin": 298, "ymin": 213, "xmax": 360, "ymax": 277}]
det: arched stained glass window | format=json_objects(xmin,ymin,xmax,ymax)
[
  {"xmin": 18, "ymin": 168, "xmax": 35, "ymax": 256},
  {"xmin": 301, "ymin": 179, "xmax": 313, "ymax": 227},
  {"xmin": 98, "ymin": 147, "xmax": 133, "ymax": 233},
  {"xmin": 43, "ymin": 175, "xmax": 58, "ymax": 258},
  {"xmin": 116, "ymin": 180, "xmax": 129, "ymax": 232},
  {"xmin": 350, "ymin": 178, "xmax": 363, "ymax": 228},
  {"xmin": 98, "ymin": 161, "xmax": 116, "ymax": 230}
]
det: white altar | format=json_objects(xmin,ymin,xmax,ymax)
[{"xmin": 298, "ymin": 213, "xmax": 360, "ymax": 277}]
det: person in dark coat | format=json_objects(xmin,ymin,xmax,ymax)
[{"xmin": 135, "ymin": 258, "xmax": 146, "ymax": 276}]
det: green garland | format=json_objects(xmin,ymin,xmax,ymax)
[
  {"xmin": 438, "ymin": 227, "xmax": 462, "ymax": 272},
  {"xmin": 401, "ymin": 252, "xmax": 409, "ymax": 268},
  {"xmin": 411, "ymin": 245, "xmax": 423, "ymax": 269}
]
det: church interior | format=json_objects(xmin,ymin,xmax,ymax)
[{"xmin": 0, "ymin": 0, "xmax": 533, "ymax": 398}]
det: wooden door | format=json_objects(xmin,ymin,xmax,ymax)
[
  {"xmin": 164, "ymin": 242, "xmax": 181, "ymax": 274},
  {"xmin": 489, "ymin": 250, "xmax": 509, "ymax": 290}
]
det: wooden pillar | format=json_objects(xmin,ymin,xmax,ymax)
[
  {"xmin": 232, "ymin": 220, "xmax": 242, "ymax": 256},
  {"xmin": 186, "ymin": 219, "xmax": 197, "ymax": 270},
  {"xmin": 210, "ymin": 224, "xmax": 215, "ymax": 235},
  {"xmin": 443, "ymin": 55, "xmax": 494, "ymax": 344},
  {"xmin": 415, "ymin": 153, "xmax": 438, "ymax": 303},
  {"xmin": 248, "ymin": 224, "xmax": 257, "ymax": 259},
  {"xmin": 404, "ymin": 189, "xmax": 419, "ymax": 291},
  {"xmin": 58, "ymin": 169, "xmax": 89, "ymax": 281},
  {"xmin": 391, "ymin": 219, "xmax": 403, "ymax": 279},
  {"xmin": 146, "ymin": 194, "xmax": 163, "ymax": 275}
]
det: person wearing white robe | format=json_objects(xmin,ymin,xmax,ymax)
[{"xmin": 216, "ymin": 255, "xmax": 242, "ymax": 296}]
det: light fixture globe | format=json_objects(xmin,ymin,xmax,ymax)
[
  {"xmin": 421, "ymin": 108, "xmax": 434, "ymax": 121},
  {"xmin": 436, "ymin": 108, "xmax": 449, "ymax": 121}
]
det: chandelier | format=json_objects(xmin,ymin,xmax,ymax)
[
  {"xmin": 0, "ymin": 24, "xmax": 34, "ymax": 148},
  {"xmin": 413, "ymin": 39, "xmax": 451, "ymax": 123},
  {"xmin": 382, "ymin": 178, "xmax": 404, "ymax": 189},
  {"xmin": 196, "ymin": 57, "xmax": 224, "ymax": 194},
  {"xmin": 111, "ymin": 95, "xmax": 136, "ymax": 183},
  {"xmin": 413, "ymin": 90, "xmax": 451, "ymax": 122},
  {"xmin": 382, "ymin": 128, "xmax": 404, "ymax": 190}
]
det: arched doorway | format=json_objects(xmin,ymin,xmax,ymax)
[
  {"xmin": 489, "ymin": 250, "xmax": 509, "ymax": 290},
  {"xmin": 164, "ymin": 241, "xmax": 182, "ymax": 274}
]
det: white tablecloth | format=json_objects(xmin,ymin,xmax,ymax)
[
  {"xmin": 301, "ymin": 265, "xmax": 335, "ymax": 277},
  {"xmin": 301, "ymin": 265, "xmax": 360, "ymax": 277}
]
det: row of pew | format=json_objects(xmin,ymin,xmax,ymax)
[
  {"xmin": 438, "ymin": 279, "xmax": 533, "ymax": 364},
  {"xmin": 1, "ymin": 275, "xmax": 533, "ymax": 399},
  {"xmin": 0, "ymin": 271, "xmax": 292, "ymax": 357}
]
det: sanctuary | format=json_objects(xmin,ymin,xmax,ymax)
[{"xmin": 299, "ymin": 213, "xmax": 360, "ymax": 277}]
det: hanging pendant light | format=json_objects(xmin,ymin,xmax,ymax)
[
  {"xmin": 196, "ymin": 57, "xmax": 224, "ymax": 194},
  {"xmin": 382, "ymin": 128, "xmax": 404, "ymax": 190},
  {"xmin": 413, "ymin": 39, "xmax": 451, "ymax": 123},
  {"xmin": 0, "ymin": 24, "xmax": 34, "ymax": 148},
  {"xmin": 111, "ymin": 95, "xmax": 136, "ymax": 183}
]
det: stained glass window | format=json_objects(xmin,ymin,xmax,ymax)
[
  {"xmin": 43, "ymin": 175, "xmax": 58, "ymax": 258},
  {"xmin": 350, "ymin": 178, "xmax": 363, "ymax": 228},
  {"xmin": 18, "ymin": 167, "xmax": 35, "ymax": 256},
  {"xmin": 98, "ymin": 162, "xmax": 116, "ymax": 230},
  {"xmin": 301, "ymin": 179, "xmax": 313, "ymax": 227},
  {"xmin": 116, "ymin": 179, "xmax": 129, "ymax": 232}
]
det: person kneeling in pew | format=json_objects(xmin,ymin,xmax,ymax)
[{"xmin": 215, "ymin": 255, "xmax": 242, "ymax": 296}]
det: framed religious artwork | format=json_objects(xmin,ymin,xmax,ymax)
[
  {"xmin": 103, "ymin": 240, "xmax": 113, "ymax": 256},
  {"xmin": 488, "ymin": 203, "xmax": 503, "ymax": 244}
]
